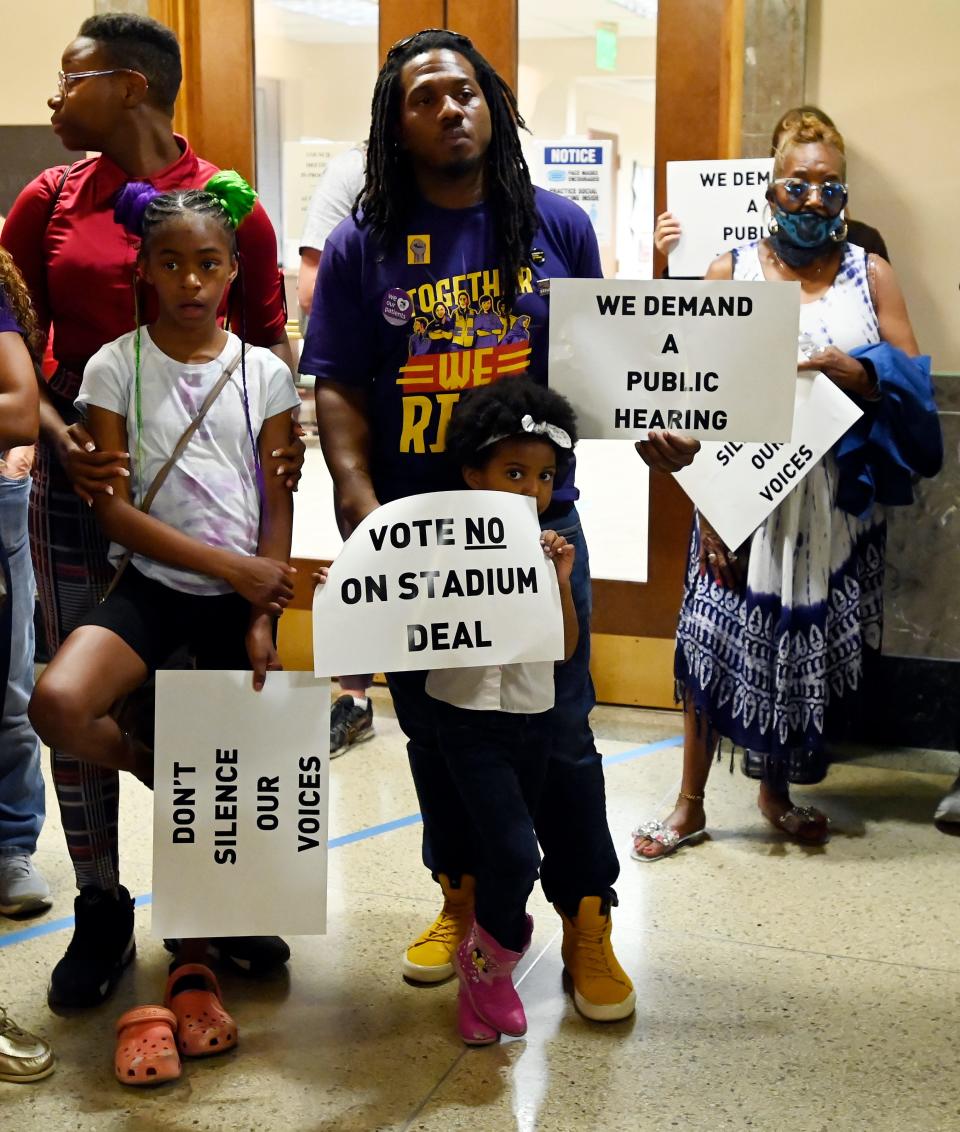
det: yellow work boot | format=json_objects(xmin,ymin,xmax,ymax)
[
  {"xmin": 402, "ymin": 874, "xmax": 475, "ymax": 984},
  {"xmin": 557, "ymin": 895, "xmax": 636, "ymax": 1021}
]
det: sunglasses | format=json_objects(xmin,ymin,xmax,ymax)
[
  {"xmin": 769, "ymin": 177, "xmax": 848, "ymax": 218},
  {"xmin": 386, "ymin": 28, "xmax": 474, "ymax": 60},
  {"xmin": 57, "ymin": 68, "xmax": 148, "ymax": 99}
]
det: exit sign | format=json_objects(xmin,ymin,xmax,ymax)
[{"xmin": 596, "ymin": 23, "xmax": 618, "ymax": 72}]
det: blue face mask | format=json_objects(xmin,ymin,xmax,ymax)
[{"xmin": 773, "ymin": 206, "xmax": 845, "ymax": 248}]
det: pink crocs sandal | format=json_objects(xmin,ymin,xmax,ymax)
[
  {"xmin": 164, "ymin": 963, "xmax": 238, "ymax": 1058},
  {"xmin": 114, "ymin": 1005, "xmax": 181, "ymax": 1086}
]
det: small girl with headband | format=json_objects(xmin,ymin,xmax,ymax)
[
  {"xmin": 433, "ymin": 376, "xmax": 579, "ymax": 1046},
  {"xmin": 29, "ymin": 173, "xmax": 300, "ymax": 1085}
]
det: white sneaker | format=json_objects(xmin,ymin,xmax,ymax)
[
  {"xmin": 0, "ymin": 853, "xmax": 52, "ymax": 915},
  {"xmin": 935, "ymin": 773, "xmax": 960, "ymax": 825}
]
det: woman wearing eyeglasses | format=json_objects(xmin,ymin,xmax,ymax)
[{"xmin": 633, "ymin": 111, "xmax": 941, "ymax": 860}]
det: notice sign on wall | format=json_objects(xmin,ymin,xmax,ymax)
[
  {"xmin": 313, "ymin": 490, "xmax": 564, "ymax": 677},
  {"xmin": 281, "ymin": 139, "xmax": 352, "ymax": 266},
  {"xmin": 673, "ymin": 372, "xmax": 863, "ymax": 550},
  {"xmin": 152, "ymin": 671, "xmax": 331, "ymax": 939},
  {"xmin": 529, "ymin": 141, "xmax": 614, "ymax": 245},
  {"xmin": 548, "ymin": 279, "xmax": 801, "ymax": 441},
  {"xmin": 666, "ymin": 158, "xmax": 775, "ymax": 277}
]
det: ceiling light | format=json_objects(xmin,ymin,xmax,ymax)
[
  {"xmin": 270, "ymin": 0, "xmax": 377, "ymax": 26},
  {"xmin": 607, "ymin": 0, "xmax": 658, "ymax": 18}
]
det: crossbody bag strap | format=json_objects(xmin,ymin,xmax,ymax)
[
  {"xmin": 138, "ymin": 345, "xmax": 248, "ymax": 515},
  {"xmin": 103, "ymin": 345, "xmax": 249, "ymax": 597}
]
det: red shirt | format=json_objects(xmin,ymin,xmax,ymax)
[{"xmin": 2, "ymin": 136, "xmax": 287, "ymax": 375}]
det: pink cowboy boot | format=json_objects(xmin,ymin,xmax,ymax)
[
  {"xmin": 455, "ymin": 916, "xmax": 533, "ymax": 1039},
  {"xmin": 457, "ymin": 985, "xmax": 499, "ymax": 1046}
]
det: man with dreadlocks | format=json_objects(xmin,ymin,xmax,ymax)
[{"xmin": 302, "ymin": 28, "xmax": 644, "ymax": 1023}]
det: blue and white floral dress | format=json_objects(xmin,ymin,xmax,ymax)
[{"xmin": 675, "ymin": 241, "xmax": 883, "ymax": 784}]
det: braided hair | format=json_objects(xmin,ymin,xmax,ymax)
[
  {"xmin": 113, "ymin": 172, "xmax": 260, "ymax": 488},
  {"xmin": 0, "ymin": 247, "xmax": 43, "ymax": 364},
  {"xmin": 359, "ymin": 29, "xmax": 539, "ymax": 307}
]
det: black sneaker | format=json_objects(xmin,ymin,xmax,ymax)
[
  {"xmin": 330, "ymin": 694, "xmax": 374, "ymax": 758},
  {"xmin": 48, "ymin": 885, "xmax": 136, "ymax": 1008},
  {"xmin": 163, "ymin": 935, "xmax": 291, "ymax": 977}
]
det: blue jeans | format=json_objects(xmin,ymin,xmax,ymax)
[
  {"xmin": 389, "ymin": 507, "xmax": 620, "ymax": 915},
  {"xmin": 0, "ymin": 475, "xmax": 44, "ymax": 854}
]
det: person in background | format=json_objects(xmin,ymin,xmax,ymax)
[
  {"xmin": 0, "ymin": 251, "xmax": 55, "ymax": 1083},
  {"xmin": 3, "ymin": 10, "xmax": 301, "ymax": 1009},
  {"xmin": 632, "ymin": 112, "xmax": 940, "ymax": 860},
  {"xmin": 0, "ymin": 248, "xmax": 49, "ymax": 918},
  {"xmin": 297, "ymin": 143, "xmax": 375, "ymax": 757},
  {"xmin": 654, "ymin": 104, "xmax": 890, "ymax": 268}
]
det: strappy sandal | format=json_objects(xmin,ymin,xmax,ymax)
[
  {"xmin": 114, "ymin": 1005, "xmax": 181, "ymax": 1086},
  {"xmin": 164, "ymin": 963, "xmax": 238, "ymax": 1058},
  {"xmin": 768, "ymin": 804, "xmax": 830, "ymax": 845},
  {"xmin": 630, "ymin": 819, "xmax": 707, "ymax": 862}
]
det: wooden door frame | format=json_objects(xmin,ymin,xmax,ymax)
[{"xmin": 154, "ymin": 1, "xmax": 745, "ymax": 707}]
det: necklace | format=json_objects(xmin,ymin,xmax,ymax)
[{"xmin": 768, "ymin": 242, "xmax": 838, "ymax": 284}]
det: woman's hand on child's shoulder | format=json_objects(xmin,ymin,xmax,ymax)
[
  {"xmin": 540, "ymin": 530, "xmax": 575, "ymax": 586},
  {"xmin": 225, "ymin": 555, "xmax": 297, "ymax": 613}
]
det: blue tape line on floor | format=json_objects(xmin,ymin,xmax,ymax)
[{"xmin": 0, "ymin": 734, "xmax": 681, "ymax": 951}]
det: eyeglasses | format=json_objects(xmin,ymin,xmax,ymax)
[
  {"xmin": 56, "ymin": 68, "xmax": 148, "ymax": 99},
  {"xmin": 770, "ymin": 177, "xmax": 848, "ymax": 218},
  {"xmin": 386, "ymin": 28, "xmax": 474, "ymax": 60}
]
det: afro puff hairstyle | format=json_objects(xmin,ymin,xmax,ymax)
[{"xmin": 445, "ymin": 377, "xmax": 579, "ymax": 476}]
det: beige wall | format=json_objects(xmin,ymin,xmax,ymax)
[
  {"xmin": 0, "ymin": 2, "xmax": 92, "ymax": 124},
  {"xmin": 806, "ymin": 0, "xmax": 960, "ymax": 371},
  {"xmin": 255, "ymin": 34, "xmax": 378, "ymax": 145}
]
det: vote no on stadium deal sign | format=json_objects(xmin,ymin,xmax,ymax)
[
  {"xmin": 152, "ymin": 671, "xmax": 331, "ymax": 939},
  {"xmin": 548, "ymin": 279, "xmax": 801, "ymax": 442},
  {"xmin": 313, "ymin": 490, "xmax": 565, "ymax": 677}
]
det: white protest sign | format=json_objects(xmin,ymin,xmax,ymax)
[
  {"xmin": 667, "ymin": 158, "xmax": 774, "ymax": 277},
  {"xmin": 313, "ymin": 490, "xmax": 564, "ymax": 676},
  {"xmin": 281, "ymin": 139, "xmax": 352, "ymax": 266},
  {"xmin": 528, "ymin": 140, "xmax": 615, "ymax": 245},
  {"xmin": 152, "ymin": 671, "xmax": 331, "ymax": 938},
  {"xmin": 673, "ymin": 371, "xmax": 863, "ymax": 550},
  {"xmin": 548, "ymin": 278, "xmax": 800, "ymax": 441}
]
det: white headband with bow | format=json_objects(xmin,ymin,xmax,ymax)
[{"xmin": 482, "ymin": 413, "xmax": 573, "ymax": 451}]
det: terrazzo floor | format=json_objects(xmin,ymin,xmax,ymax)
[{"xmin": 2, "ymin": 688, "xmax": 958, "ymax": 1131}]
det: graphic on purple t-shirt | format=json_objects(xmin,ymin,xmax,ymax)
[
  {"xmin": 474, "ymin": 304, "xmax": 503, "ymax": 344},
  {"xmin": 300, "ymin": 187, "xmax": 602, "ymax": 503},
  {"xmin": 502, "ymin": 316, "xmax": 531, "ymax": 346}
]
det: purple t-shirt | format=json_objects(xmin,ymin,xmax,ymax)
[
  {"xmin": 0, "ymin": 289, "xmax": 23, "ymax": 336},
  {"xmin": 300, "ymin": 187, "xmax": 601, "ymax": 504}
]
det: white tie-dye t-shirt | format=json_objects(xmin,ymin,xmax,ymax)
[{"xmin": 78, "ymin": 328, "xmax": 299, "ymax": 595}]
